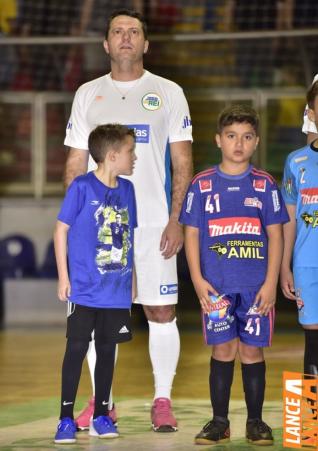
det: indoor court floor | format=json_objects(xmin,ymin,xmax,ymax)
[{"xmin": 0, "ymin": 311, "xmax": 304, "ymax": 450}]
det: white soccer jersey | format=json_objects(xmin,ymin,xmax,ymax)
[
  {"xmin": 65, "ymin": 70, "xmax": 193, "ymax": 227},
  {"xmin": 302, "ymin": 73, "xmax": 318, "ymax": 135}
]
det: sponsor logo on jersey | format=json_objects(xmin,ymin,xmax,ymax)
[
  {"xmin": 208, "ymin": 217, "xmax": 261, "ymax": 237},
  {"xmin": 182, "ymin": 115, "xmax": 192, "ymax": 129},
  {"xmin": 206, "ymin": 294, "xmax": 234, "ymax": 332},
  {"xmin": 142, "ymin": 93, "xmax": 162, "ymax": 110},
  {"xmin": 199, "ymin": 179, "xmax": 212, "ymax": 193},
  {"xmin": 127, "ymin": 124, "xmax": 150, "ymax": 143},
  {"xmin": 94, "ymin": 95, "xmax": 104, "ymax": 101},
  {"xmin": 160, "ymin": 284, "xmax": 178, "ymax": 295},
  {"xmin": 66, "ymin": 121, "xmax": 72, "ymax": 130},
  {"xmin": 244, "ymin": 197, "xmax": 263, "ymax": 209},
  {"xmin": 271, "ymin": 190, "xmax": 281, "ymax": 212},
  {"xmin": 301, "ymin": 211, "xmax": 318, "ymax": 228},
  {"xmin": 209, "ymin": 239, "xmax": 265, "ymax": 260},
  {"xmin": 253, "ymin": 179, "xmax": 266, "ymax": 192},
  {"xmin": 90, "ymin": 200, "xmax": 100, "ymax": 206},
  {"xmin": 246, "ymin": 304, "xmax": 259, "ymax": 315},
  {"xmin": 300, "ymin": 188, "xmax": 318, "ymax": 205},
  {"xmin": 227, "ymin": 186, "xmax": 240, "ymax": 192},
  {"xmin": 294, "ymin": 156, "xmax": 308, "ymax": 163},
  {"xmin": 186, "ymin": 192, "xmax": 194, "ymax": 213}
]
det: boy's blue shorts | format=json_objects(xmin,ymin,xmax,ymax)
[
  {"xmin": 202, "ymin": 291, "xmax": 274, "ymax": 347},
  {"xmin": 294, "ymin": 267, "xmax": 318, "ymax": 326}
]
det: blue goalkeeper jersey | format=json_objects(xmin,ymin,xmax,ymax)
[
  {"xmin": 282, "ymin": 142, "xmax": 318, "ymax": 268},
  {"xmin": 180, "ymin": 165, "xmax": 289, "ymax": 293}
]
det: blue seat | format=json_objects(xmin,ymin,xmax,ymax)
[
  {"xmin": 39, "ymin": 240, "xmax": 57, "ymax": 278},
  {"xmin": 0, "ymin": 234, "xmax": 37, "ymax": 278}
]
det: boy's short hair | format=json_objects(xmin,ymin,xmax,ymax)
[
  {"xmin": 105, "ymin": 9, "xmax": 148, "ymax": 40},
  {"xmin": 307, "ymin": 80, "xmax": 318, "ymax": 109},
  {"xmin": 217, "ymin": 104, "xmax": 259, "ymax": 134},
  {"xmin": 88, "ymin": 123, "xmax": 135, "ymax": 164}
]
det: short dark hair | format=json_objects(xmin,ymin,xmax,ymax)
[
  {"xmin": 217, "ymin": 104, "xmax": 259, "ymax": 134},
  {"xmin": 105, "ymin": 9, "xmax": 148, "ymax": 40},
  {"xmin": 88, "ymin": 123, "xmax": 135, "ymax": 164},
  {"xmin": 307, "ymin": 80, "xmax": 318, "ymax": 110}
]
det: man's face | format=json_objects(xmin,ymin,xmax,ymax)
[{"xmin": 104, "ymin": 15, "xmax": 149, "ymax": 63}]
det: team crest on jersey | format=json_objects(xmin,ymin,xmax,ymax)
[
  {"xmin": 142, "ymin": 93, "xmax": 162, "ymax": 111},
  {"xmin": 253, "ymin": 179, "xmax": 266, "ymax": 192},
  {"xmin": 199, "ymin": 179, "xmax": 212, "ymax": 193},
  {"xmin": 284, "ymin": 178, "xmax": 293, "ymax": 195}
]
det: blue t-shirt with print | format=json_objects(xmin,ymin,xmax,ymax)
[
  {"xmin": 179, "ymin": 165, "xmax": 289, "ymax": 293},
  {"xmin": 58, "ymin": 172, "xmax": 137, "ymax": 308}
]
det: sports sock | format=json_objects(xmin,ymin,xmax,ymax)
[
  {"xmin": 93, "ymin": 341, "xmax": 116, "ymax": 419},
  {"xmin": 304, "ymin": 329, "xmax": 318, "ymax": 376},
  {"xmin": 304, "ymin": 329, "xmax": 318, "ymax": 412},
  {"xmin": 210, "ymin": 357, "xmax": 234, "ymax": 419},
  {"xmin": 148, "ymin": 318, "xmax": 180, "ymax": 400},
  {"xmin": 241, "ymin": 361, "xmax": 265, "ymax": 420},
  {"xmin": 60, "ymin": 339, "xmax": 89, "ymax": 419}
]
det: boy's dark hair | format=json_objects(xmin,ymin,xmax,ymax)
[
  {"xmin": 88, "ymin": 123, "xmax": 135, "ymax": 164},
  {"xmin": 307, "ymin": 80, "xmax": 318, "ymax": 109},
  {"xmin": 105, "ymin": 9, "xmax": 148, "ymax": 40},
  {"xmin": 217, "ymin": 104, "xmax": 259, "ymax": 134}
]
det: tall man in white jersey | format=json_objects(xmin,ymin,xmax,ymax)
[{"xmin": 64, "ymin": 9, "xmax": 193, "ymax": 432}]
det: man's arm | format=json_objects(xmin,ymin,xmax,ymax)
[
  {"xmin": 64, "ymin": 147, "xmax": 89, "ymax": 189},
  {"xmin": 280, "ymin": 203, "xmax": 297, "ymax": 300},
  {"xmin": 160, "ymin": 140, "xmax": 193, "ymax": 259}
]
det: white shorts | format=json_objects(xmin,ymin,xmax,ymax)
[{"xmin": 134, "ymin": 227, "xmax": 178, "ymax": 305}]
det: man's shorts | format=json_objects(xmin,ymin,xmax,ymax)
[
  {"xmin": 202, "ymin": 292, "xmax": 274, "ymax": 347},
  {"xmin": 133, "ymin": 227, "xmax": 178, "ymax": 306},
  {"xmin": 293, "ymin": 267, "xmax": 318, "ymax": 325},
  {"xmin": 66, "ymin": 302, "xmax": 132, "ymax": 344}
]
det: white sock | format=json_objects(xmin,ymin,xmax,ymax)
[
  {"xmin": 148, "ymin": 318, "xmax": 180, "ymax": 400},
  {"xmin": 107, "ymin": 344, "xmax": 118, "ymax": 409},
  {"xmin": 87, "ymin": 339, "xmax": 96, "ymax": 396}
]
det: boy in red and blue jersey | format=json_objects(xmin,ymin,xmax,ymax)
[{"xmin": 179, "ymin": 104, "xmax": 289, "ymax": 446}]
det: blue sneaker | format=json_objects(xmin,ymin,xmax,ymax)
[
  {"xmin": 89, "ymin": 415, "xmax": 119, "ymax": 438},
  {"xmin": 54, "ymin": 417, "xmax": 77, "ymax": 444}
]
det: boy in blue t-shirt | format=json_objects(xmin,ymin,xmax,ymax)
[
  {"xmin": 53, "ymin": 123, "xmax": 137, "ymax": 444},
  {"xmin": 281, "ymin": 80, "xmax": 318, "ymax": 388},
  {"xmin": 179, "ymin": 105, "xmax": 289, "ymax": 446}
]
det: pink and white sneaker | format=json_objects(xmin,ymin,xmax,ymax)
[
  {"xmin": 108, "ymin": 404, "xmax": 118, "ymax": 426},
  {"xmin": 76, "ymin": 397, "xmax": 118, "ymax": 430},
  {"xmin": 151, "ymin": 397, "xmax": 178, "ymax": 432},
  {"xmin": 75, "ymin": 397, "xmax": 94, "ymax": 430}
]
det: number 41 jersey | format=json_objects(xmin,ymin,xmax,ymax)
[{"xmin": 179, "ymin": 165, "xmax": 289, "ymax": 294}]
